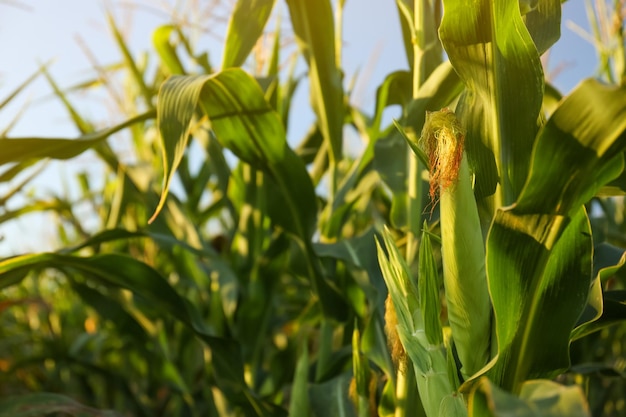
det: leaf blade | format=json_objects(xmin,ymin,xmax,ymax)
[
  {"xmin": 484, "ymin": 80, "xmax": 626, "ymax": 391},
  {"xmin": 440, "ymin": 0, "xmax": 544, "ymax": 205},
  {"xmin": 222, "ymin": 0, "xmax": 276, "ymax": 68}
]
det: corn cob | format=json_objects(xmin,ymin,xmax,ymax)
[{"xmin": 419, "ymin": 108, "xmax": 491, "ymax": 380}]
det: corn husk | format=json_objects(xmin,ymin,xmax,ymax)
[{"xmin": 420, "ymin": 108, "xmax": 491, "ymax": 380}]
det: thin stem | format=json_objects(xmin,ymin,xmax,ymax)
[
  {"xmin": 405, "ymin": 0, "xmax": 428, "ymax": 264},
  {"xmin": 397, "ymin": 1, "xmax": 433, "ymax": 415}
]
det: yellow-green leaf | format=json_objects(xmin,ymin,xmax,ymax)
[{"xmin": 222, "ymin": 0, "xmax": 276, "ymax": 68}]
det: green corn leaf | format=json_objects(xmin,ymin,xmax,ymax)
[
  {"xmin": 515, "ymin": 80, "xmax": 626, "ymax": 215},
  {"xmin": 377, "ymin": 379, "xmax": 397, "ymax": 417},
  {"xmin": 524, "ymin": 0, "xmax": 561, "ymax": 54},
  {"xmin": 0, "ymin": 198, "xmax": 72, "ymax": 227},
  {"xmin": 59, "ymin": 227, "xmax": 209, "ymax": 255},
  {"xmin": 361, "ymin": 312, "xmax": 395, "ymax": 380},
  {"xmin": 285, "ymin": 0, "xmax": 344, "ymax": 175},
  {"xmin": 418, "ymin": 223, "xmax": 443, "ymax": 346},
  {"xmin": 572, "ymin": 290, "xmax": 626, "ymax": 341},
  {"xmin": 395, "ymin": 325, "xmax": 466, "ymax": 417},
  {"xmin": 267, "ymin": 15, "xmax": 281, "ymax": 77},
  {"xmin": 543, "ymin": 82, "xmax": 563, "ymax": 117},
  {"xmin": 153, "ymin": 25, "xmax": 185, "ymax": 75},
  {"xmin": 150, "ymin": 74, "xmax": 204, "ymax": 224},
  {"xmin": 374, "ymin": 131, "xmax": 412, "ymax": 229},
  {"xmin": 41, "ymin": 66, "xmax": 94, "ymax": 134},
  {"xmin": 296, "ymin": 123, "xmax": 324, "ymax": 166},
  {"xmin": 61, "ymin": 226, "xmax": 240, "ymax": 321},
  {"xmin": 308, "ymin": 373, "xmax": 356, "ymax": 417},
  {"xmin": 288, "ymin": 341, "xmax": 310, "ymax": 417},
  {"xmin": 440, "ymin": 0, "xmax": 544, "ymax": 206},
  {"xmin": 376, "ymin": 229, "xmax": 419, "ymax": 329},
  {"xmin": 519, "ymin": 380, "xmax": 590, "ymax": 416},
  {"xmin": 570, "ymin": 362, "xmax": 626, "ymax": 378},
  {"xmin": 0, "ymin": 161, "xmax": 36, "ymax": 183},
  {"xmin": 397, "ymin": 119, "xmax": 430, "ymax": 168},
  {"xmin": 264, "ymin": 16, "xmax": 282, "ymax": 110},
  {"xmin": 0, "ymin": 64, "xmax": 46, "ymax": 112},
  {"xmin": 313, "ymin": 227, "xmax": 387, "ymax": 316},
  {"xmin": 372, "ymin": 71, "xmax": 412, "ymax": 134},
  {"xmin": 0, "ymin": 111, "xmax": 155, "ymax": 166},
  {"xmin": 0, "ymin": 393, "xmax": 124, "ymax": 417},
  {"xmin": 519, "ymin": 0, "xmax": 539, "ymax": 15},
  {"xmin": 394, "ymin": 0, "xmax": 415, "ymax": 69},
  {"xmin": 352, "ymin": 327, "xmax": 371, "ymax": 417},
  {"xmin": 446, "ymin": 337, "xmax": 461, "ymax": 390},
  {"xmin": 70, "ymin": 281, "xmax": 149, "ymax": 342},
  {"xmin": 319, "ymin": 70, "xmax": 414, "ymax": 238},
  {"xmin": 572, "ymin": 242, "xmax": 626, "ymax": 340},
  {"xmin": 106, "ymin": 12, "xmax": 153, "ymax": 107},
  {"xmin": 151, "ymin": 69, "xmax": 316, "ymax": 238},
  {"xmin": 469, "ymin": 378, "xmax": 590, "ymax": 417},
  {"xmin": 222, "ymin": 0, "xmax": 276, "ymax": 68},
  {"xmin": 352, "ymin": 328, "xmax": 369, "ymax": 396},
  {"xmin": 152, "ymin": 69, "xmax": 347, "ymax": 320},
  {"xmin": 313, "ymin": 228, "xmax": 379, "ymax": 270},
  {"xmin": 0, "ymin": 163, "xmax": 45, "ymax": 206},
  {"xmin": 486, "ymin": 207, "xmax": 593, "ymax": 391},
  {"xmin": 485, "ymin": 79, "xmax": 626, "ymax": 392}
]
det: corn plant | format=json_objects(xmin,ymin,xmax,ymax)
[
  {"xmin": 377, "ymin": 0, "xmax": 626, "ymax": 415},
  {"xmin": 1, "ymin": 0, "xmax": 626, "ymax": 416}
]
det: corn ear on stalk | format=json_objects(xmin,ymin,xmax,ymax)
[
  {"xmin": 419, "ymin": 108, "xmax": 491, "ymax": 380},
  {"xmin": 384, "ymin": 293, "xmax": 406, "ymax": 370},
  {"xmin": 377, "ymin": 230, "xmax": 464, "ymax": 416}
]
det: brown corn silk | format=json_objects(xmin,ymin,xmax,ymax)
[{"xmin": 419, "ymin": 108, "xmax": 465, "ymax": 202}]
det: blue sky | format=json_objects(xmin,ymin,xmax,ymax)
[
  {"xmin": 0, "ymin": 0, "xmax": 597, "ymax": 136},
  {"xmin": 0, "ymin": 0, "xmax": 601, "ymax": 254}
]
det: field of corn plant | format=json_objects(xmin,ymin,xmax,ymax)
[{"xmin": 2, "ymin": 0, "xmax": 626, "ymax": 416}]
